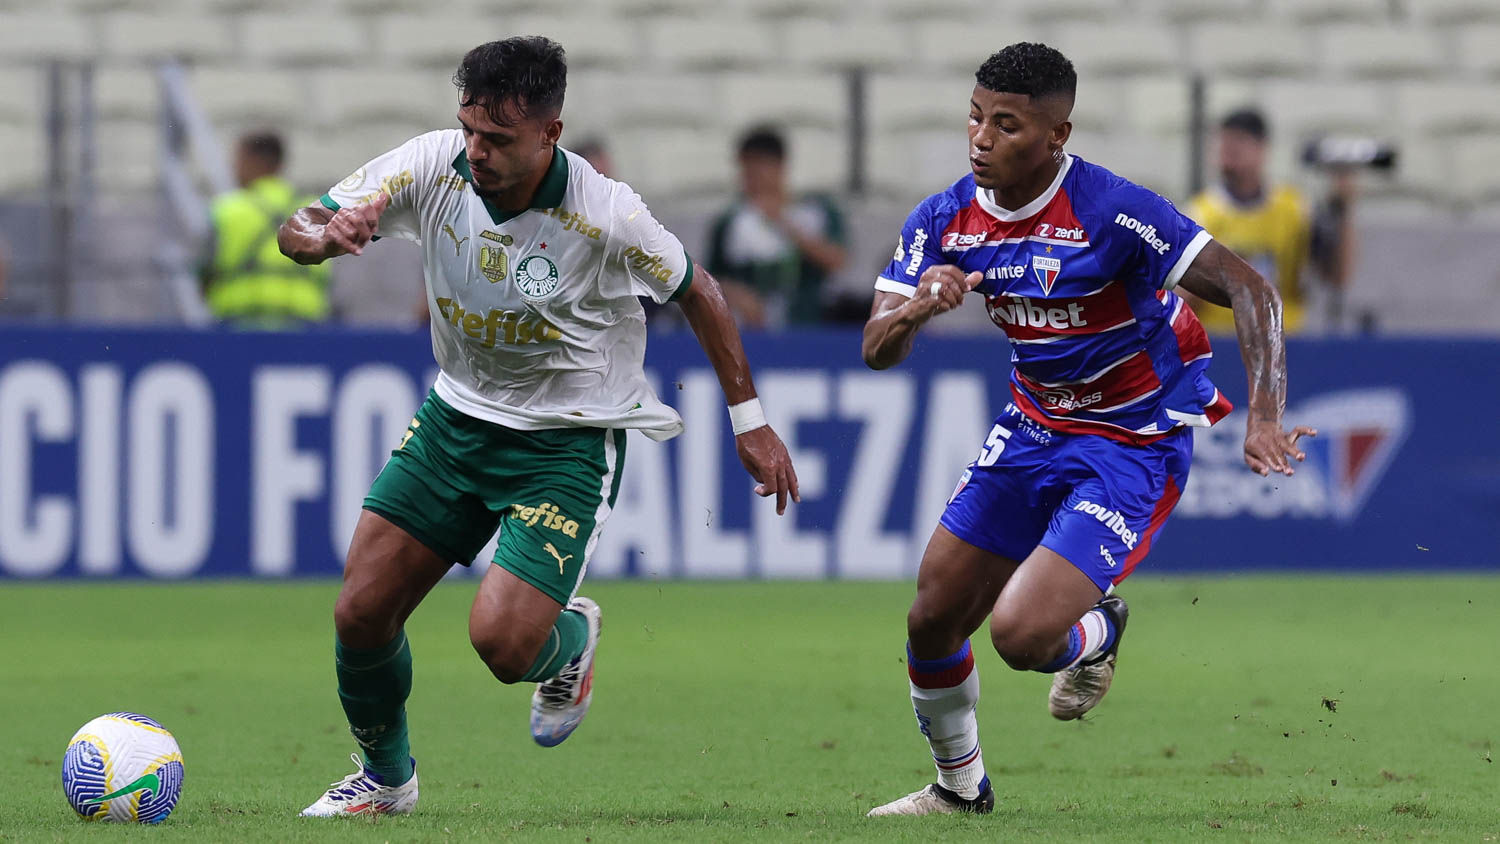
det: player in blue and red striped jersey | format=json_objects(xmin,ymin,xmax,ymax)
[{"xmin": 863, "ymin": 43, "xmax": 1316, "ymax": 817}]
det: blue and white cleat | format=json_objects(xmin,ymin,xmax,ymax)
[
  {"xmin": 530, "ymin": 596, "xmax": 602, "ymax": 747},
  {"xmin": 299, "ymin": 753, "xmax": 418, "ymax": 817}
]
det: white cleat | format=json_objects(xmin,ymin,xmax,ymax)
[
  {"xmin": 530, "ymin": 596, "xmax": 602, "ymax": 747},
  {"xmin": 299, "ymin": 753, "xmax": 418, "ymax": 817},
  {"xmin": 866, "ymin": 781, "xmax": 994, "ymax": 816},
  {"xmin": 1049, "ymin": 595, "xmax": 1128, "ymax": 721}
]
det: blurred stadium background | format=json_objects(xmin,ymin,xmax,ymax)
[
  {"xmin": 3, "ymin": 3, "xmax": 1499, "ymax": 840},
  {"xmin": 2, "ymin": 0, "xmax": 1500, "ymax": 329}
]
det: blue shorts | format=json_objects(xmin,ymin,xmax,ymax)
[{"xmin": 939, "ymin": 403, "xmax": 1192, "ymax": 592}]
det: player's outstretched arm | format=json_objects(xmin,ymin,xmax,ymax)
[
  {"xmin": 861, "ymin": 265, "xmax": 981, "ymax": 370},
  {"xmin": 278, "ymin": 193, "xmax": 390, "ymax": 265},
  {"xmin": 676, "ymin": 268, "xmax": 801, "ymax": 515},
  {"xmin": 1176, "ymin": 240, "xmax": 1317, "ymax": 477}
]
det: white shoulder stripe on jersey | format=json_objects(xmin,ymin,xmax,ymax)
[
  {"xmin": 874, "ymin": 277, "xmax": 916, "ymax": 298},
  {"xmin": 1163, "ymin": 230, "xmax": 1213, "ymax": 291}
]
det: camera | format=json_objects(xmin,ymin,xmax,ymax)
[{"xmin": 1301, "ymin": 137, "xmax": 1398, "ymax": 171}]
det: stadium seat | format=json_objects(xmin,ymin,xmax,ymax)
[
  {"xmin": 1188, "ymin": 23, "xmax": 1315, "ymax": 77},
  {"xmin": 718, "ymin": 72, "xmax": 846, "ymax": 132},
  {"xmin": 0, "ymin": 123, "xmax": 43, "ymax": 194},
  {"xmin": 1052, "ymin": 24, "xmax": 1182, "ymax": 76},
  {"xmin": 867, "ymin": 73, "xmax": 973, "ymax": 133},
  {"xmin": 285, "ymin": 121, "xmax": 435, "ymax": 193},
  {"xmin": 587, "ymin": 72, "xmax": 720, "ymax": 129},
  {"xmin": 93, "ymin": 64, "xmax": 159, "ymax": 121},
  {"xmin": 1261, "ymin": 80, "xmax": 1386, "ymax": 138},
  {"xmin": 1122, "ymin": 76, "xmax": 1193, "ymax": 136},
  {"xmin": 875, "ymin": 0, "xmax": 991, "ymax": 19},
  {"xmin": 189, "ymin": 68, "xmax": 308, "ymax": 123},
  {"xmin": 507, "ymin": 14, "xmax": 639, "ymax": 68},
  {"xmin": 783, "ymin": 126, "xmax": 846, "ymax": 193},
  {"xmin": 914, "ymin": 21, "xmax": 1052, "ymax": 71},
  {"xmin": 1450, "ymin": 136, "xmax": 1500, "ymax": 202},
  {"xmin": 1320, "ymin": 25, "xmax": 1444, "ymax": 78},
  {"xmin": 99, "ymin": 14, "xmax": 234, "ymax": 59},
  {"xmin": 93, "ymin": 119, "xmax": 158, "ymax": 195},
  {"xmin": 643, "ymin": 19, "xmax": 777, "ymax": 69},
  {"xmin": 0, "ymin": 68, "xmax": 41, "ymax": 123},
  {"xmin": 0, "ymin": 13, "xmax": 93, "ymax": 59},
  {"xmin": 610, "ymin": 126, "xmax": 733, "ymax": 198},
  {"xmin": 1265, "ymin": 0, "xmax": 1391, "ymax": 22},
  {"xmin": 313, "ymin": 70, "xmax": 459, "ymax": 129},
  {"xmin": 241, "ymin": 13, "xmax": 366, "ymax": 64},
  {"xmin": 372, "ymin": 14, "xmax": 478, "ymax": 67},
  {"xmin": 1394, "ymin": 82, "xmax": 1500, "ymax": 137},
  {"xmin": 1408, "ymin": 0, "xmax": 1500, "ymax": 23},
  {"xmin": 1014, "ymin": 0, "xmax": 1137, "ymax": 22},
  {"xmin": 1383, "ymin": 134, "xmax": 1450, "ymax": 203},
  {"xmin": 1456, "ymin": 26, "xmax": 1500, "ymax": 75},
  {"xmin": 1138, "ymin": 0, "xmax": 1259, "ymax": 20},
  {"xmin": 780, "ymin": 19, "xmax": 907, "ymax": 69},
  {"xmin": 867, "ymin": 129, "xmax": 965, "ymax": 199},
  {"xmin": 740, "ymin": 0, "xmax": 853, "ymax": 17}
]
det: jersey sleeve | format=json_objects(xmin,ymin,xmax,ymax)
[
  {"xmin": 875, "ymin": 197, "xmax": 943, "ymax": 298},
  {"xmin": 1108, "ymin": 183, "xmax": 1212, "ymax": 291},
  {"xmin": 320, "ymin": 134, "xmax": 431, "ymax": 243},
  {"xmin": 606, "ymin": 183, "xmax": 693, "ymax": 304}
]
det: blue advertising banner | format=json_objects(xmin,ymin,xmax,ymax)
[{"xmin": 0, "ymin": 326, "xmax": 1493, "ymax": 578}]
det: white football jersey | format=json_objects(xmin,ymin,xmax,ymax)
[{"xmin": 323, "ymin": 130, "xmax": 692, "ymax": 441}]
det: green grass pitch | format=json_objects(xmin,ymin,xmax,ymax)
[{"xmin": 2, "ymin": 576, "xmax": 1496, "ymax": 842}]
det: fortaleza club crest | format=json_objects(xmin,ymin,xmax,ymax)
[
  {"xmin": 515, "ymin": 255, "xmax": 560, "ymax": 299},
  {"xmin": 1032, "ymin": 255, "xmax": 1062, "ymax": 295}
]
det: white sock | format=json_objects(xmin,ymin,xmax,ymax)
[
  {"xmin": 1073, "ymin": 609, "xmax": 1111, "ymax": 667},
  {"xmin": 907, "ymin": 640, "xmax": 986, "ymax": 800}
]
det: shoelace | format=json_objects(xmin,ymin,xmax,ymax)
[
  {"xmin": 327, "ymin": 754, "xmax": 381, "ymax": 799},
  {"xmin": 535, "ymin": 657, "xmax": 583, "ymax": 709},
  {"xmin": 1066, "ymin": 662, "xmax": 1107, "ymax": 696}
]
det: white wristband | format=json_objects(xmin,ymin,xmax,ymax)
[{"xmin": 728, "ymin": 397, "xmax": 768, "ymax": 435}]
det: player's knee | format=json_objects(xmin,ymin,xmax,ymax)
[
  {"xmin": 469, "ymin": 630, "xmax": 536, "ymax": 685},
  {"xmin": 988, "ymin": 616, "xmax": 1053, "ymax": 671},
  {"xmin": 906, "ymin": 600, "xmax": 964, "ymax": 656},
  {"xmin": 333, "ymin": 588, "xmax": 401, "ymax": 650}
]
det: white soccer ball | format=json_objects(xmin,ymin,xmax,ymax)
[{"xmin": 61, "ymin": 712, "xmax": 185, "ymax": 823}]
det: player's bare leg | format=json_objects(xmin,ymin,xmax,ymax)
[
  {"xmin": 303, "ymin": 511, "xmax": 453, "ymax": 816},
  {"xmin": 868, "ymin": 526, "xmax": 1016, "ymax": 817},
  {"xmin": 988, "ymin": 546, "xmax": 1127, "ymax": 720},
  {"xmin": 469, "ymin": 566, "xmax": 602, "ymax": 747}
]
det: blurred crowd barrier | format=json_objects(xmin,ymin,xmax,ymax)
[
  {"xmin": 1, "ymin": 0, "xmax": 1500, "ymax": 330},
  {"xmin": 0, "ymin": 326, "xmax": 1493, "ymax": 579}
]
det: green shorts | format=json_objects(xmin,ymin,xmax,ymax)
[{"xmin": 363, "ymin": 391, "xmax": 626, "ymax": 604}]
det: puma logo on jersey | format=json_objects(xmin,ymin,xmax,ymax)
[
  {"xmin": 442, "ymin": 224, "xmax": 469, "ymax": 255},
  {"xmin": 543, "ymin": 542, "xmax": 574, "ymax": 573}
]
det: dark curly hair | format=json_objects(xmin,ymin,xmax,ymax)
[
  {"xmin": 974, "ymin": 42, "xmax": 1076, "ymax": 101},
  {"xmin": 453, "ymin": 36, "xmax": 567, "ymax": 125}
]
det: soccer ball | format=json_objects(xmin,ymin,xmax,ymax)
[{"xmin": 61, "ymin": 712, "xmax": 185, "ymax": 823}]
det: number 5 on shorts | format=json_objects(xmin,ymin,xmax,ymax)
[{"xmin": 976, "ymin": 422, "xmax": 1013, "ymax": 467}]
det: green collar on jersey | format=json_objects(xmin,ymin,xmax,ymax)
[{"xmin": 452, "ymin": 146, "xmax": 569, "ymax": 224}]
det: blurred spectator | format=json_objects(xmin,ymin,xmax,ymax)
[
  {"xmin": 573, "ymin": 137, "xmax": 615, "ymax": 179},
  {"xmin": 705, "ymin": 126, "xmax": 846, "ymax": 329},
  {"xmin": 201, "ymin": 131, "xmax": 331, "ymax": 329},
  {"xmin": 1185, "ymin": 108, "xmax": 1353, "ymax": 335}
]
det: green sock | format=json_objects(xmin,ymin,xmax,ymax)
[
  {"xmin": 335, "ymin": 630, "xmax": 414, "ymax": 785},
  {"xmin": 519, "ymin": 609, "xmax": 589, "ymax": 683}
]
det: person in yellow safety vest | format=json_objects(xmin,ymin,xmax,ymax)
[{"xmin": 202, "ymin": 132, "xmax": 331, "ymax": 328}]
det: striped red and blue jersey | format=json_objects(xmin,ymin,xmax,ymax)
[{"xmin": 876, "ymin": 154, "xmax": 1232, "ymax": 445}]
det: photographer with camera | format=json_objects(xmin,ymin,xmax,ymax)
[{"xmin": 1185, "ymin": 108, "xmax": 1359, "ymax": 335}]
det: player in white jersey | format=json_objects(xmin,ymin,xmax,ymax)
[{"xmin": 278, "ymin": 37, "xmax": 799, "ymax": 817}]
